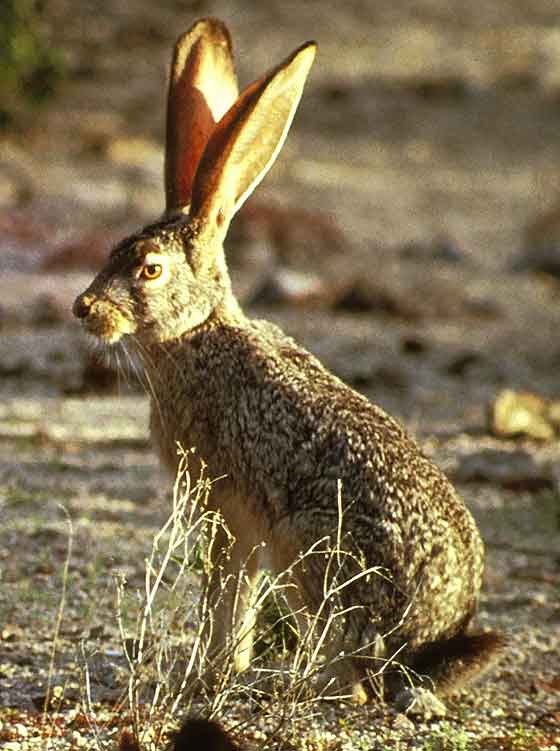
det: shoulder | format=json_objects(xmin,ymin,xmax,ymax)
[{"xmin": 204, "ymin": 317, "xmax": 325, "ymax": 375}]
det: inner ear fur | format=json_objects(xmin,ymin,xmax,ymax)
[
  {"xmin": 165, "ymin": 17, "xmax": 239, "ymax": 214},
  {"xmin": 189, "ymin": 41, "xmax": 316, "ymax": 239}
]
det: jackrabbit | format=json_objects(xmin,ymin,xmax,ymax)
[{"xmin": 74, "ymin": 18, "xmax": 504, "ymax": 702}]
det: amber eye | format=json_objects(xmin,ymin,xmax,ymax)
[{"xmin": 141, "ymin": 263, "xmax": 163, "ymax": 281}]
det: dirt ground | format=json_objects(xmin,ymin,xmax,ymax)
[{"xmin": 1, "ymin": 0, "xmax": 560, "ymax": 748}]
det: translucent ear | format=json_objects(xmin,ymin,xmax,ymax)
[
  {"xmin": 189, "ymin": 41, "xmax": 316, "ymax": 233},
  {"xmin": 164, "ymin": 18, "xmax": 239, "ymax": 213}
]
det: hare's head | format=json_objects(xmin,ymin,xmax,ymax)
[{"xmin": 73, "ymin": 18, "xmax": 315, "ymax": 345}]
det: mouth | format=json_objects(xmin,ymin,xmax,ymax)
[
  {"xmin": 85, "ymin": 326, "xmax": 125, "ymax": 345},
  {"xmin": 76, "ymin": 303, "xmax": 136, "ymax": 345}
]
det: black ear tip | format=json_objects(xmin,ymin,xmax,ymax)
[
  {"xmin": 298, "ymin": 40, "xmax": 318, "ymax": 56},
  {"xmin": 176, "ymin": 17, "xmax": 233, "ymax": 51},
  {"xmin": 284, "ymin": 40, "xmax": 317, "ymax": 71}
]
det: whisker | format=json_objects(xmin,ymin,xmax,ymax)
[
  {"xmin": 155, "ymin": 342, "xmax": 188, "ymax": 390},
  {"xmin": 117, "ymin": 344, "xmax": 131, "ymax": 388},
  {"xmin": 128, "ymin": 339, "xmax": 152, "ymax": 398},
  {"xmin": 115, "ymin": 347, "xmax": 122, "ymax": 394},
  {"xmin": 130, "ymin": 336, "xmax": 168, "ymax": 443},
  {"xmin": 120, "ymin": 341, "xmax": 138, "ymax": 388},
  {"xmin": 123, "ymin": 341, "xmax": 151, "ymax": 401}
]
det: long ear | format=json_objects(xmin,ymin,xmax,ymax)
[
  {"xmin": 189, "ymin": 41, "xmax": 316, "ymax": 234},
  {"xmin": 165, "ymin": 18, "xmax": 239, "ymax": 214}
]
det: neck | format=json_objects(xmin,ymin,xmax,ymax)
[{"xmin": 139, "ymin": 287, "xmax": 245, "ymax": 365}]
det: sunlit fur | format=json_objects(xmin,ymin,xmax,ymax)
[{"xmin": 73, "ymin": 19, "xmax": 505, "ymax": 703}]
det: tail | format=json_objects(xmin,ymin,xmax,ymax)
[
  {"xmin": 409, "ymin": 629, "xmax": 507, "ymax": 695},
  {"xmin": 169, "ymin": 718, "xmax": 241, "ymax": 751}
]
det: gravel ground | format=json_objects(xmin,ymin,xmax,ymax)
[{"xmin": 1, "ymin": 0, "xmax": 560, "ymax": 748}]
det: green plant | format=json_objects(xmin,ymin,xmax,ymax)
[
  {"xmin": 0, "ymin": 0, "xmax": 64, "ymax": 127},
  {"xmin": 420, "ymin": 723, "xmax": 473, "ymax": 751}
]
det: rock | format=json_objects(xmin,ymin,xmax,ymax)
[
  {"xmin": 401, "ymin": 335, "xmax": 430, "ymax": 355},
  {"xmin": 496, "ymin": 69, "xmax": 539, "ymax": 92},
  {"xmin": 333, "ymin": 278, "xmax": 419, "ymax": 318},
  {"xmin": 0, "ymin": 271, "xmax": 91, "ymax": 327},
  {"xmin": 394, "ymin": 686, "xmax": 447, "ymax": 718},
  {"xmin": 229, "ymin": 200, "xmax": 348, "ymax": 270},
  {"xmin": 491, "ymin": 389, "xmax": 559, "ymax": 441},
  {"xmin": 0, "ymin": 155, "xmax": 34, "ymax": 209},
  {"xmin": 0, "ymin": 209, "xmax": 53, "ymax": 271},
  {"xmin": 405, "ymin": 75, "xmax": 474, "ymax": 102},
  {"xmin": 0, "ymin": 212, "xmax": 122, "ymax": 274},
  {"xmin": 353, "ymin": 365, "xmax": 408, "ymax": 391},
  {"xmin": 334, "ymin": 263, "xmax": 499, "ymax": 322},
  {"xmin": 13, "ymin": 725, "xmax": 27, "ymax": 739},
  {"xmin": 454, "ymin": 449, "xmax": 554, "ymax": 491},
  {"xmin": 42, "ymin": 230, "xmax": 118, "ymax": 272},
  {"xmin": 249, "ymin": 268, "xmax": 335, "ymax": 308},
  {"xmin": 31, "ymin": 293, "xmax": 72, "ymax": 325},
  {"xmin": 76, "ymin": 111, "xmax": 126, "ymax": 154},
  {"xmin": 1, "ymin": 624, "xmax": 24, "ymax": 642},
  {"xmin": 547, "ymin": 400, "xmax": 560, "ymax": 430},
  {"xmin": 445, "ymin": 351, "xmax": 483, "ymax": 377},
  {"xmin": 514, "ymin": 204, "xmax": 560, "ymax": 278},
  {"xmin": 512, "ymin": 245, "xmax": 560, "ymax": 277},
  {"xmin": 106, "ymin": 136, "xmax": 162, "ymax": 169},
  {"xmin": 392, "ymin": 712, "xmax": 416, "ymax": 732},
  {"xmin": 86, "ymin": 652, "xmax": 121, "ymax": 688},
  {"xmin": 399, "ymin": 236, "xmax": 466, "ymax": 264}
]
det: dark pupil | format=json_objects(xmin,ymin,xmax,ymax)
[{"xmin": 146, "ymin": 264, "xmax": 159, "ymax": 276}]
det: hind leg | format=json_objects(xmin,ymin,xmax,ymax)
[
  {"xmin": 269, "ymin": 521, "xmax": 381, "ymax": 703},
  {"xmin": 319, "ymin": 622, "xmax": 390, "ymax": 704}
]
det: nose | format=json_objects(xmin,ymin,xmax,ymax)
[{"xmin": 73, "ymin": 293, "xmax": 94, "ymax": 319}]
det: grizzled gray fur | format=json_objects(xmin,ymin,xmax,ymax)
[{"xmin": 73, "ymin": 18, "xmax": 504, "ymax": 703}]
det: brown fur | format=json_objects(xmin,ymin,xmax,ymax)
[{"xmin": 73, "ymin": 18, "xmax": 504, "ymax": 701}]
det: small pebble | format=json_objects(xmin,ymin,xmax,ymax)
[
  {"xmin": 394, "ymin": 687, "xmax": 447, "ymax": 718},
  {"xmin": 393, "ymin": 712, "xmax": 416, "ymax": 732}
]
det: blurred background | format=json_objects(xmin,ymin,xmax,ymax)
[
  {"xmin": 2, "ymin": 5, "xmax": 560, "ymax": 739},
  {"xmin": 3, "ymin": 0, "xmax": 560, "ymax": 429}
]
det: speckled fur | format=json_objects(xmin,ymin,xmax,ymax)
[{"xmin": 74, "ymin": 20, "xmax": 504, "ymax": 700}]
